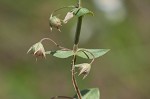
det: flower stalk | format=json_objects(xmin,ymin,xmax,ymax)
[{"xmin": 40, "ymin": 38, "xmax": 70, "ymax": 50}]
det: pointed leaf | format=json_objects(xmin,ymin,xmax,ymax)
[
  {"xmin": 76, "ymin": 49, "xmax": 110, "ymax": 59},
  {"xmin": 73, "ymin": 88, "xmax": 100, "ymax": 99},
  {"xmin": 72, "ymin": 8, "xmax": 94, "ymax": 17},
  {"xmin": 45, "ymin": 50, "xmax": 74, "ymax": 58}
]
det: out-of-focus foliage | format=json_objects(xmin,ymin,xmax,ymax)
[{"xmin": 0, "ymin": 0, "xmax": 150, "ymax": 99}]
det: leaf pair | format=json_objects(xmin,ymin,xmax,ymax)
[
  {"xmin": 72, "ymin": 8, "xmax": 94, "ymax": 17},
  {"xmin": 45, "ymin": 48, "xmax": 110, "ymax": 59}
]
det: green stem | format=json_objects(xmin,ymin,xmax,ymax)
[{"xmin": 74, "ymin": 16, "xmax": 83, "ymax": 45}]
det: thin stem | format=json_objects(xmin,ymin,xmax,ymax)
[
  {"xmin": 51, "ymin": 6, "xmax": 75, "ymax": 16},
  {"xmin": 40, "ymin": 38, "xmax": 57, "ymax": 45},
  {"xmin": 71, "ymin": 54, "xmax": 82, "ymax": 99},
  {"xmin": 78, "ymin": 0, "xmax": 82, "ymax": 7},
  {"xmin": 40, "ymin": 38, "xmax": 70, "ymax": 50}
]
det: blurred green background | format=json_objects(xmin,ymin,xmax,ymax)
[{"xmin": 0, "ymin": 0, "xmax": 150, "ymax": 99}]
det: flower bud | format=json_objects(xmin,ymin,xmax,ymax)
[
  {"xmin": 49, "ymin": 15, "xmax": 62, "ymax": 32},
  {"xmin": 63, "ymin": 11, "xmax": 74, "ymax": 24},
  {"xmin": 75, "ymin": 63, "xmax": 91, "ymax": 79},
  {"xmin": 27, "ymin": 42, "xmax": 46, "ymax": 60}
]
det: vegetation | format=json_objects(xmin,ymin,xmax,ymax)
[
  {"xmin": 1, "ymin": 0, "xmax": 150, "ymax": 99},
  {"xmin": 28, "ymin": 0, "xmax": 109, "ymax": 99}
]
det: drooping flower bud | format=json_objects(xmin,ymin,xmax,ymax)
[
  {"xmin": 27, "ymin": 42, "xmax": 46, "ymax": 60},
  {"xmin": 75, "ymin": 63, "xmax": 91, "ymax": 79},
  {"xmin": 49, "ymin": 15, "xmax": 62, "ymax": 32},
  {"xmin": 63, "ymin": 11, "xmax": 74, "ymax": 24}
]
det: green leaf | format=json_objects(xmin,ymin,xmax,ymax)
[
  {"xmin": 72, "ymin": 8, "xmax": 94, "ymax": 17},
  {"xmin": 76, "ymin": 49, "xmax": 110, "ymax": 59},
  {"xmin": 73, "ymin": 88, "xmax": 100, "ymax": 99},
  {"xmin": 45, "ymin": 50, "xmax": 74, "ymax": 58}
]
